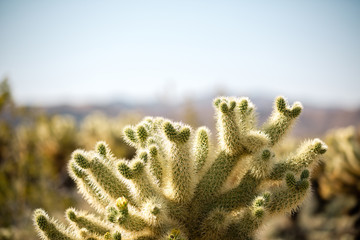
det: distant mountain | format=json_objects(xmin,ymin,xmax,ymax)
[{"xmin": 34, "ymin": 95, "xmax": 360, "ymax": 138}]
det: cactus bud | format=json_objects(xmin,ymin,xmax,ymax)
[
  {"xmin": 66, "ymin": 209, "xmax": 77, "ymax": 221},
  {"xmin": 73, "ymin": 151, "xmax": 90, "ymax": 169},
  {"xmin": 239, "ymin": 98, "xmax": 248, "ymax": 113},
  {"xmin": 118, "ymin": 162, "xmax": 133, "ymax": 179},
  {"xmin": 229, "ymin": 101, "xmax": 236, "ymax": 111},
  {"xmin": 96, "ymin": 141, "xmax": 107, "ymax": 157},
  {"xmin": 149, "ymin": 145, "xmax": 158, "ymax": 157},
  {"xmin": 124, "ymin": 127, "xmax": 137, "ymax": 144},
  {"xmin": 116, "ymin": 197, "xmax": 128, "ymax": 212},
  {"xmin": 139, "ymin": 151, "xmax": 148, "ymax": 162},
  {"xmin": 136, "ymin": 125, "xmax": 148, "ymax": 143},
  {"xmin": 163, "ymin": 121, "xmax": 178, "ymax": 142},
  {"xmin": 285, "ymin": 173, "xmax": 297, "ymax": 190},
  {"xmin": 178, "ymin": 127, "xmax": 191, "ymax": 143},
  {"xmin": 276, "ymin": 96, "xmax": 287, "ymax": 113},
  {"xmin": 300, "ymin": 169, "xmax": 310, "ymax": 180},
  {"xmin": 220, "ymin": 102, "xmax": 229, "ymax": 113},
  {"xmin": 313, "ymin": 139, "xmax": 327, "ymax": 154}
]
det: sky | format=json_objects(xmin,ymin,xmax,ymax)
[{"xmin": 0, "ymin": 0, "xmax": 359, "ymax": 108}]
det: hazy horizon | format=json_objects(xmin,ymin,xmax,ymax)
[{"xmin": 1, "ymin": 1, "xmax": 359, "ymax": 108}]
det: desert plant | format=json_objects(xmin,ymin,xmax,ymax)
[
  {"xmin": 33, "ymin": 96, "xmax": 327, "ymax": 240},
  {"xmin": 0, "ymin": 78, "xmax": 16, "ymax": 232},
  {"xmin": 0, "ymin": 78, "xmax": 12, "ymax": 112},
  {"xmin": 249, "ymin": 126, "xmax": 360, "ymax": 240},
  {"xmin": 297, "ymin": 126, "xmax": 360, "ymax": 239},
  {"xmin": 318, "ymin": 126, "xmax": 360, "ymax": 198}
]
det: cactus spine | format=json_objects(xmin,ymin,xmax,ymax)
[{"xmin": 33, "ymin": 96, "xmax": 327, "ymax": 240}]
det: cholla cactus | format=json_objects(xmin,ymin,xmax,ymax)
[
  {"xmin": 318, "ymin": 126, "xmax": 360, "ymax": 198},
  {"xmin": 33, "ymin": 96, "xmax": 327, "ymax": 240}
]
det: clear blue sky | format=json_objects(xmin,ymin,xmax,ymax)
[{"xmin": 0, "ymin": 0, "xmax": 359, "ymax": 108}]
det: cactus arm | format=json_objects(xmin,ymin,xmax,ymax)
[
  {"xmin": 199, "ymin": 208, "xmax": 231, "ymax": 240},
  {"xmin": 192, "ymin": 151, "xmax": 239, "ymax": 203},
  {"xmin": 66, "ymin": 208, "xmax": 111, "ymax": 235},
  {"xmin": 224, "ymin": 195, "xmax": 268, "ymax": 240},
  {"xmin": 34, "ymin": 209, "xmax": 76, "ymax": 240},
  {"xmin": 211, "ymin": 149, "xmax": 271, "ymax": 213},
  {"xmin": 193, "ymin": 127, "xmax": 210, "ymax": 173},
  {"xmin": 214, "ymin": 97, "xmax": 244, "ymax": 155},
  {"xmin": 68, "ymin": 160, "xmax": 111, "ymax": 211},
  {"xmin": 211, "ymin": 171, "xmax": 261, "ymax": 212},
  {"xmin": 238, "ymin": 97, "xmax": 257, "ymax": 131},
  {"xmin": 107, "ymin": 197, "xmax": 148, "ymax": 232},
  {"xmin": 248, "ymin": 149, "xmax": 274, "ymax": 179},
  {"xmin": 262, "ymin": 96, "xmax": 302, "ymax": 146},
  {"xmin": 270, "ymin": 138, "xmax": 327, "ymax": 180},
  {"xmin": 117, "ymin": 159, "xmax": 158, "ymax": 205},
  {"xmin": 163, "ymin": 121, "xmax": 193, "ymax": 204},
  {"xmin": 147, "ymin": 145, "xmax": 163, "ymax": 186},
  {"xmin": 72, "ymin": 151, "xmax": 134, "ymax": 205},
  {"xmin": 266, "ymin": 170, "xmax": 310, "ymax": 214},
  {"xmin": 215, "ymin": 97, "xmax": 269, "ymax": 155},
  {"xmin": 123, "ymin": 126, "xmax": 139, "ymax": 147}
]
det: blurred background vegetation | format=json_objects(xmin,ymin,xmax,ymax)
[
  {"xmin": 0, "ymin": 79, "xmax": 141, "ymax": 239},
  {"xmin": 0, "ymin": 78, "xmax": 359, "ymax": 239}
]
